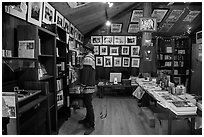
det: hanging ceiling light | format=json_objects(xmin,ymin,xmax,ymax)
[
  {"xmin": 104, "ymin": 2, "xmax": 112, "ymax": 26},
  {"xmin": 105, "ymin": 20, "xmax": 111, "ymax": 26}
]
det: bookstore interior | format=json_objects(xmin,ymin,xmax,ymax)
[{"xmin": 1, "ymin": 2, "xmax": 202, "ymax": 135}]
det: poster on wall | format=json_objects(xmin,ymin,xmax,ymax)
[
  {"xmin": 110, "ymin": 47, "xmax": 119, "ymax": 56},
  {"xmin": 131, "ymin": 46, "xmax": 140, "ymax": 57},
  {"xmin": 166, "ymin": 9, "xmax": 184, "ymax": 22},
  {"xmin": 139, "ymin": 18, "xmax": 157, "ymax": 32},
  {"xmin": 121, "ymin": 46, "xmax": 129, "ymax": 55},
  {"xmin": 55, "ymin": 11, "xmax": 64, "ymax": 28},
  {"xmin": 42, "ymin": 2, "xmax": 55, "ymax": 24},
  {"xmin": 126, "ymin": 36, "xmax": 137, "ymax": 45},
  {"xmin": 100, "ymin": 46, "xmax": 108, "ymax": 55},
  {"xmin": 128, "ymin": 23, "xmax": 139, "ymax": 33},
  {"xmin": 96, "ymin": 57, "xmax": 103, "ymax": 66},
  {"xmin": 27, "ymin": 2, "xmax": 43, "ymax": 27},
  {"xmin": 94, "ymin": 46, "xmax": 99, "ymax": 55},
  {"xmin": 183, "ymin": 11, "xmax": 201, "ymax": 22},
  {"xmin": 151, "ymin": 9, "xmax": 168, "ymax": 22},
  {"xmin": 130, "ymin": 10, "xmax": 143, "ymax": 22},
  {"xmin": 91, "ymin": 36, "xmax": 102, "ymax": 45},
  {"xmin": 103, "ymin": 36, "xmax": 113, "ymax": 45},
  {"xmin": 114, "ymin": 36, "xmax": 125, "ymax": 45},
  {"xmin": 64, "ymin": 18, "xmax": 70, "ymax": 33},
  {"xmin": 104, "ymin": 56, "xmax": 112, "ymax": 67},
  {"xmin": 111, "ymin": 23, "xmax": 122, "ymax": 33},
  {"xmin": 114, "ymin": 57, "xmax": 122, "ymax": 67},
  {"xmin": 122, "ymin": 57, "xmax": 130, "ymax": 67},
  {"xmin": 131, "ymin": 58, "xmax": 140, "ymax": 68}
]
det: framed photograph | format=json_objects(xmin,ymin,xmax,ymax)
[
  {"xmin": 130, "ymin": 10, "xmax": 143, "ymax": 22},
  {"xmin": 111, "ymin": 23, "xmax": 122, "ymax": 33},
  {"xmin": 70, "ymin": 23, "xmax": 75, "ymax": 38},
  {"xmin": 104, "ymin": 56, "xmax": 112, "ymax": 67},
  {"xmin": 5, "ymin": 2, "xmax": 27, "ymax": 20},
  {"xmin": 96, "ymin": 57, "xmax": 103, "ymax": 66},
  {"xmin": 174, "ymin": 77, "xmax": 181, "ymax": 85},
  {"xmin": 166, "ymin": 10, "xmax": 184, "ymax": 22},
  {"xmin": 64, "ymin": 18, "xmax": 70, "ymax": 33},
  {"xmin": 131, "ymin": 46, "xmax": 140, "ymax": 57},
  {"xmin": 110, "ymin": 47, "xmax": 119, "ymax": 56},
  {"xmin": 91, "ymin": 36, "xmax": 102, "ymax": 45},
  {"xmin": 196, "ymin": 31, "xmax": 202, "ymax": 44},
  {"xmin": 100, "ymin": 46, "xmax": 108, "ymax": 55},
  {"xmin": 131, "ymin": 58, "xmax": 140, "ymax": 68},
  {"xmin": 126, "ymin": 36, "xmax": 137, "ymax": 45},
  {"xmin": 103, "ymin": 36, "xmax": 113, "ymax": 45},
  {"xmin": 94, "ymin": 46, "xmax": 99, "ymax": 55},
  {"xmin": 122, "ymin": 57, "xmax": 130, "ymax": 67},
  {"xmin": 55, "ymin": 10, "xmax": 64, "ymax": 28},
  {"xmin": 42, "ymin": 2, "xmax": 55, "ymax": 24},
  {"xmin": 139, "ymin": 18, "xmax": 157, "ymax": 32},
  {"xmin": 114, "ymin": 57, "xmax": 122, "ymax": 67},
  {"xmin": 128, "ymin": 23, "xmax": 139, "ymax": 33},
  {"xmin": 183, "ymin": 11, "xmax": 200, "ymax": 22},
  {"xmin": 121, "ymin": 46, "xmax": 129, "ymax": 55},
  {"xmin": 114, "ymin": 36, "xmax": 125, "ymax": 45},
  {"xmin": 27, "ymin": 2, "xmax": 43, "ymax": 27},
  {"xmin": 151, "ymin": 9, "xmax": 168, "ymax": 22},
  {"xmin": 74, "ymin": 28, "xmax": 79, "ymax": 40},
  {"xmin": 159, "ymin": 23, "xmax": 174, "ymax": 32}
]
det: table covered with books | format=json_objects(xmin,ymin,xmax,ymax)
[{"xmin": 133, "ymin": 77, "xmax": 202, "ymax": 135}]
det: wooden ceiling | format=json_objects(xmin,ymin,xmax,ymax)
[{"xmin": 50, "ymin": 2, "xmax": 202, "ymax": 36}]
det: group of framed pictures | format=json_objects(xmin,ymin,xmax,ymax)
[
  {"xmin": 94, "ymin": 46, "xmax": 140, "ymax": 57},
  {"xmin": 91, "ymin": 36, "xmax": 137, "ymax": 45},
  {"xmin": 5, "ymin": 2, "xmax": 84, "ymax": 43},
  {"xmin": 96, "ymin": 56, "xmax": 140, "ymax": 68}
]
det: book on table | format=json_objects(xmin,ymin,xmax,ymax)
[{"xmin": 169, "ymin": 100, "xmax": 197, "ymax": 113}]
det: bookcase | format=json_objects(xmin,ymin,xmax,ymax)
[{"xmin": 156, "ymin": 37, "xmax": 191, "ymax": 87}]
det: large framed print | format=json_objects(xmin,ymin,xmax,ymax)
[
  {"xmin": 27, "ymin": 2, "xmax": 43, "ymax": 27},
  {"xmin": 70, "ymin": 23, "xmax": 75, "ymax": 38},
  {"xmin": 126, "ymin": 36, "xmax": 137, "ymax": 45},
  {"xmin": 55, "ymin": 10, "xmax": 64, "ymax": 28},
  {"xmin": 151, "ymin": 9, "xmax": 168, "ymax": 22},
  {"xmin": 110, "ymin": 47, "xmax": 119, "ymax": 56},
  {"xmin": 91, "ymin": 36, "xmax": 102, "ymax": 45},
  {"xmin": 96, "ymin": 57, "xmax": 103, "ymax": 66},
  {"xmin": 122, "ymin": 57, "xmax": 130, "ymax": 67},
  {"xmin": 64, "ymin": 18, "xmax": 70, "ymax": 33},
  {"xmin": 42, "ymin": 2, "xmax": 55, "ymax": 24},
  {"xmin": 100, "ymin": 46, "xmax": 108, "ymax": 55},
  {"xmin": 166, "ymin": 10, "xmax": 184, "ymax": 22},
  {"xmin": 94, "ymin": 46, "xmax": 99, "ymax": 55},
  {"xmin": 131, "ymin": 10, "xmax": 143, "ymax": 22},
  {"xmin": 196, "ymin": 31, "xmax": 202, "ymax": 44},
  {"xmin": 131, "ymin": 58, "xmax": 140, "ymax": 68},
  {"xmin": 103, "ymin": 36, "xmax": 113, "ymax": 45},
  {"xmin": 183, "ymin": 11, "xmax": 200, "ymax": 22},
  {"xmin": 139, "ymin": 18, "xmax": 157, "ymax": 32},
  {"xmin": 128, "ymin": 23, "xmax": 139, "ymax": 33},
  {"xmin": 5, "ymin": 2, "xmax": 27, "ymax": 20},
  {"xmin": 121, "ymin": 46, "xmax": 129, "ymax": 55},
  {"xmin": 131, "ymin": 46, "xmax": 140, "ymax": 57},
  {"xmin": 114, "ymin": 57, "xmax": 122, "ymax": 67},
  {"xmin": 111, "ymin": 23, "xmax": 122, "ymax": 33},
  {"xmin": 114, "ymin": 36, "xmax": 125, "ymax": 45},
  {"xmin": 104, "ymin": 56, "xmax": 112, "ymax": 67}
]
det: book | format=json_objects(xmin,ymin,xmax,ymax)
[
  {"xmin": 169, "ymin": 101, "xmax": 197, "ymax": 112},
  {"xmin": 18, "ymin": 40, "xmax": 35, "ymax": 58}
]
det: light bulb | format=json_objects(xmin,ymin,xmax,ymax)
[{"xmin": 106, "ymin": 20, "xmax": 111, "ymax": 26}]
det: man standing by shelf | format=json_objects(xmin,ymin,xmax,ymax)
[{"xmin": 79, "ymin": 42, "xmax": 96, "ymax": 135}]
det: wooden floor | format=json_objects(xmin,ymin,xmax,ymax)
[{"xmin": 58, "ymin": 95, "xmax": 156, "ymax": 135}]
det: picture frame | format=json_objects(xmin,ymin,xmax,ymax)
[
  {"xmin": 100, "ymin": 46, "xmax": 108, "ymax": 55},
  {"xmin": 96, "ymin": 57, "xmax": 103, "ymax": 66},
  {"xmin": 104, "ymin": 56, "xmax": 112, "ymax": 67},
  {"xmin": 131, "ymin": 46, "xmax": 140, "ymax": 57},
  {"xmin": 64, "ymin": 18, "xmax": 70, "ymax": 33},
  {"xmin": 130, "ymin": 10, "xmax": 143, "ymax": 22},
  {"xmin": 114, "ymin": 57, "xmax": 122, "ymax": 67},
  {"xmin": 122, "ymin": 57, "xmax": 130, "ymax": 67},
  {"xmin": 128, "ymin": 23, "xmax": 139, "ymax": 33},
  {"xmin": 166, "ymin": 9, "xmax": 184, "ymax": 22},
  {"xmin": 196, "ymin": 31, "xmax": 202, "ymax": 44},
  {"xmin": 114, "ymin": 36, "xmax": 125, "ymax": 45},
  {"xmin": 183, "ymin": 11, "xmax": 200, "ymax": 22},
  {"xmin": 103, "ymin": 36, "xmax": 113, "ymax": 45},
  {"xmin": 94, "ymin": 46, "xmax": 99, "ymax": 55},
  {"xmin": 131, "ymin": 58, "xmax": 140, "ymax": 68},
  {"xmin": 70, "ymin": 23, "xmax": 75, "ymax": 38},
  {"xmin": 111, "ymin": 23, "xmax": 122, "ymax": 33},
  {"xmin": 126, "ymin": 36, "xmax": 137, "ymax": 45},
  {"xmin": 151, "ymin": 9, "xmax": 168, "ymax": 22},
  {"xmin": 5, "ymin": 2, "xmax": 27, "ymax": 21},
  {"xmin": 27, "ymin": 2, "xmax": 43, "ymax": 27},
  {"xmin": 110, "ymin": 47, "xmax": 119, "ymax": 56},
  {"xmin": 139, "ymin": 18, "xmax": 157, "ymax": 32},
  {"xmin": 42, "ymin": 2, "xmax": 55, "ymax": 24},
  {"xmin": 55, "ymin": 10, "xmax": 64, "ymax": 28},
  {"xmin": 91, "ymin": 36, "xmax": 102, "ymax": 45},
  {"xmin": 121, "ymin": 46, "xmax": 129, "ymax": 55},
  {"xmin": 174, "ymin": 77, "xmax": 181, "ymax": 85}
]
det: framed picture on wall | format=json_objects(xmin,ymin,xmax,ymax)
[
  {"xmin": 130, "ymin": 10, "xmax": 143, "ymax": 22},
  {"xmin": 91, "ymin": 36, "xmax": 102, "ymax": 45},
  {"xmin": 111, "ymin": 23, "xmax": 122, "ymax": 33},
  {"xmin": 126, "ymin": 36, "xmax": 137, "ymax": 45},
  {"xmin": 114, "ymin": 36, "xmax": 125, "ymax": 45},
  {"xmin": 55, "ymin": 10, "xmax": 64, "ymax": 28},
  {"xmin": 114, "ymin": 57, "xmax": 122, "ymax": 67},
  {"xmin": 121, "ymin": 46, "xmax": 129, "ymax": 55},
  {"xmin": 96, "ymin": 57, "xmax": 103, "ymax": 66},
  {"xmin": 42, "ymin": 2, "xmax": 55, "ymax": 24},
  {"xmin": 5, "ymin": 2, "xmax": 27, "ymax": 21},
  {"xmin": 110, "ymin": 47, "xmax": 119, "ymax": 56},
  {"xmin": 131, "ymin": 58, "xmax": 140, "ymax": 67},
  {"xmin": 196, "ymin": 31, "xmax": 202, "ymax": 44},
  {"xmin": 64, "ymin": 18, "xmax": 70, "ymax": 33},
  {"xmin": 104, "ymin": 56, "xmax": 112, "ymax": 67},
  {"xmin": 70, "ymin": 23, "xmax": 75, "ymax": 38},
  {"xmin": 103, "ymin": 36, "xmax": 113, "ymax": 45},
  {"xmin": 151, "ymin": 9, "xmax": 168, "ymax": 23},
  {"xmin": 100, "ymin": 46, "xmax": 108, "ymax": 55},
  {"xmin": 122, "ymin": 57, "xmax": 130, "ymax": 67},
  {"xmin": 94, "ymin": 46, "xmax": 99, "ymax": 55},
  {"xmin": 27, "ymin": 2, "xmax": 43, "ymax": 27},
  {"xmin": 128, "ymin": 23, "xmax": 139, "ymax": 33},
  {"xmin": 139, "ymin": 18, "xmax": 157, "ymax": 32},
  {"xmin": 131, "ymin": 46, "xmax": 140, "ymax": 57}
]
